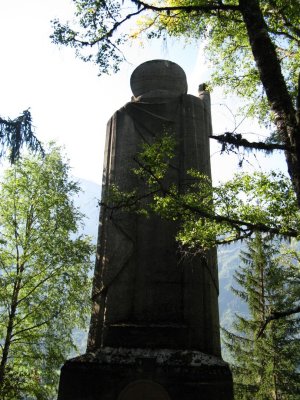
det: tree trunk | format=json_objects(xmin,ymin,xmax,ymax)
[
  {"xmin": 239, "ymin": 0, "xmax": 300, "ymax": 207},
  {"xmin": 0, "ymin": 282, "xmax": 20, "ymax": 387},
  {"xmin": 0, "ymin": 256, "xmax": 23, "ymax": 389}
]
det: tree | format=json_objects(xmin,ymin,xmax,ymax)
[
  {"xmin": 0, "ymin": 109, "xmax": 44, "ymax": 163},
  {"xmin": 0, "ymin": 146, "xmax": 94, "ymax": 399},
  {"xmin": 223, "ymin": 233, "xmax": 300, "ymax": 399},
  {"xmin": 51, "ymin": 0, "xmax": 300, "ymax": 207}
]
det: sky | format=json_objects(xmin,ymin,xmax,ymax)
[{"xmin": 0, "ymin": 0, "xmax": 286, "ymax": 186}]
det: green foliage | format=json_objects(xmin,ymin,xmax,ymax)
[
  {"xmin": 50, "ymin": 0, "xmax": 126, "ymax": 74},
  {"xmin": 0, "ymin": 109, "xmax": 44, "ymax": 163},
  {"xmin": 0, "ymin": 145, "xmax": 94, "ymax": 399},
  {"xmin": 51, "ymin": 0, "xmax": 300, "ymax": 124},
  {"xmin": 223, "ymin": 234, "xmax": 300, "ymax": 399},
  {"xmin": 104, "ymin": 133, "xmax": 300, "ymax": 250},
  {"xmin": 148, "ymin": 0, "xmax": 300, "ymax": 124},
  {"xmin": 133, "ymin": 133, "xmax": 177, "ymax": 185},
  {"xmin": 157, "ymin": 170, "xmax": 300, "ymax": 248}
]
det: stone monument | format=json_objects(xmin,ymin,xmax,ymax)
[{"xmin": 58, "ymin": 60, "xmax": 233, "ymax": 399}]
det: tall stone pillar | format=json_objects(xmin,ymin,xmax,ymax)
[{"xmin": 58, "ymin": 60, "xmax": 233, "ymax": 400}]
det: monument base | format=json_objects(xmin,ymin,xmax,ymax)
[{"xmin": 58, "ymin": 347, "xmax": 233, "ymax": 400}]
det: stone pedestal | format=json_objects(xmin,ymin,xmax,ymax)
[{"xmin": 58, "ymin": 348, "xmax": 233, "ymax": 400}]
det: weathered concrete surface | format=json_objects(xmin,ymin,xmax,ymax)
[
  {"xmin": 58, "ymin": 348, "xmax": 233, "ymax": 400},
  {"xmin": 58, "ymin": 60, "xmax": 233, "ymax": 399},
  {"xmin": 88, "ymin": 60, "xmax": 220, "ymax": 356},
  {"xmin": 130, "ymin": 59, "xmax": 188, "ymax": 97}
]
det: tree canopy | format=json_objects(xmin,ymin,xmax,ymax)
[
  {"xmin": 0, "ymin": 145, "xmax": 94, "ymax": 399},
  {"xmin": 51, "ymin": 0, "xmax": 300, "ymax": 207}
]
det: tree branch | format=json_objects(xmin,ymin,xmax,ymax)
[
  {"xmin": 174, "ymin": 199, "xmax": 299, "ymax": 240},
  {"xmin": 267, "ymin": 27, "xmax": 300, "ymax": 46},
  {"xmin": 267, "ymin": 0, "xmax": 300, "ymax": 40},
  {"xmin": 131, "ymin": 0, "xmax": 240, "ymax": 13},
  {"xmin": 101, "ymin": 179, "xmax": 300, "ymax": 244},
  {"xmin": 210, "ymin": 132, "xmax": 290, "ymax": 152},
  {"xmin": 12, "ymin": 309, "xmax": 62, "ymax": 338},
  {"xmin": 257, "ymin": 305, "xmax": 300, "ymax": 338},
  {"xmin": 16, "ymin": 267, "xmax": 62, "ymax": 307},
  {"xmin": 71, "ymin": 7, "xmax": 146, "ymax": 46}
]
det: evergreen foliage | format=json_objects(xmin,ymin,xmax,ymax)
[
  {"xmin": 223, "ymin": 234, "xmax": 300, "ymax": 399},
  {"xmin": 0, "ymin": 109, "xmax": 44, "ymax": 163},
  {"xmin": 0, "ymin": 145, "xmax": 94, "ymax": 399}
]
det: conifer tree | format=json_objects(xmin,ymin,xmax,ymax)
[
  {"xmin": 0, "ymin": 109, "xmax": 43, "ymax": 163},
  {"xmin": 223, "ymin": 233, "xmax": 300, "ymax": 399}
]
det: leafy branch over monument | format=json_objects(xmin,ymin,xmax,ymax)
[
  {"xmin": 51, "ymin": 0, "xmax": 300, "ymax": 208},
  {"xmin": 103, "ymin": 133, "xmax": 300, "ymax": 248}
]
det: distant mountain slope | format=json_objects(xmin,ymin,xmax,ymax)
[
  {"xmin": 68, "ymin": 179, "xmax": 101, "ymax": 353},
  {"xmin": 218, "ymin": 243, "xmax": 247, "ymax": 329},
  {"xmin": 74, "ymin": 178, "xmax": 101, "ymax": 240}
]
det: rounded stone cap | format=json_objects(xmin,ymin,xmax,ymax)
[{"xmin": 130, "ymin": 60, "xmax": 187, "ymax": 97}]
